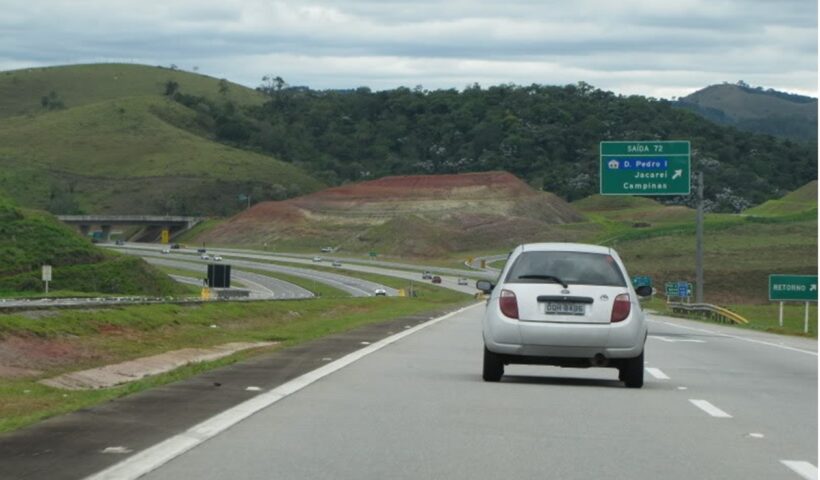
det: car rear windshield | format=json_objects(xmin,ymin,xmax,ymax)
[{"xmin": 505, "ymin": 251, "xmax": 626, "ymax": 287}]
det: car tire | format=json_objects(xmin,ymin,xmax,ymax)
[
  {"xmin": 620, "ymin": 350, "xmax": 644, "ymax": 388},
  {"xmin": 483, "ymin": 346, "xmax": 504, "ymax": 382}
]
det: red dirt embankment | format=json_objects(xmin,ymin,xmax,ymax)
[{"xmin": 198, "ymin": 171, "xmax": 584, "ymax": 254}]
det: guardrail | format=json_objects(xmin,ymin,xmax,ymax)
[{"xmin": 668, "ymin": 302, "xmax": 749, "ymax": 324}]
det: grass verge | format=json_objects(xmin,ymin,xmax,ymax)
[
  {"xmin": 0, "ymin": 284, "xmax": 471, "ymax": 433},
  {"xmin": 643, "ymin": 297, "xmax": 817, "ymax": 337}
]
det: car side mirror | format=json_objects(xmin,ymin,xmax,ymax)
[
  {"xmin": 635, "ymin": 285, "xmax": 653, "ymax": 298},
  {"xmin": 476, "ymin": 280, "xmax": 494, "ymax": 294}
]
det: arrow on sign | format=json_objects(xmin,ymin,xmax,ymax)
[
  {"xmin": 811, "ymin": 284, "xmax": 817, "ymax": 292},
  {"xmin": 672, "ymin": 169, "xmax": 683, "ymax": 180}
]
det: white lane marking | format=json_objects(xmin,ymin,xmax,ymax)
[
  {"xmin": 84, "ymin": 303, "xmax": 483, "ymax": 480},
  {"xmin": 746, "ymin": 433, "xmax": 765, "ymax": 439},
  {"xmin": 245, "ymin": 386, "xmax": 262, "ymax": 392},
  {"xmin": 651, "ymin": 319, "xmax": 817, "ymax": 356},
  {"xmin": 645, "ymin": 367, "xmax": 670, "ymax": 380},
  {"xmin": 689, "ymin": 399, "xmax": 732, "ymax": 418},
  {"xmin": 101, "ymin": 446, "xmax": 133, "ymax": 454},
  {"xmin": 651, "ymin": 335, "xmax": 706, "ymax": 343},
  {"xmin": 781, "ymin": 460, "xmax": 818, "ymax": 480},
  {"xmin": 677, "ymin": 386, "xmax": 688, "ymax": 390}
]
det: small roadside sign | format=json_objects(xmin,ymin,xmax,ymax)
[
  {"xmin": 41, "ymin": 265, "xmax": 52, "ymax": 282},
  {"xmin": 42, "ymin": 265, "xmax": 52, "ymax": 294},
  {"xmin": 769, "ymin": 275, "xmax": 818, "ymax": 302},
  {"xmin": 369, "ymin": 251, "xmax": 377, "ymax": 258},
  {"xmin": 600, "ymin": 141, "xmax": 691, "ymax": 195}
]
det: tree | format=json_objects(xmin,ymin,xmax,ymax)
[
  {"xmin": 40, "ymin": 91, "xmax": 65, "ymax": 110},
  {"xmin": 164, "ymin": 80, "xmax": 179, "ymax": 96}
]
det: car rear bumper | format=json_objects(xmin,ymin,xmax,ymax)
[
  {"xmin": 485, "ymin": 340, "xmax": 644, "ymax": 359},
  {"xmin": 483, "ymin": 309, "xmax": 646, "ymax": 359}
]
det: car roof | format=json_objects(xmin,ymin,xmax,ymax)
[{"xmin": 517, "ymin": 242, "xmax": 612, "ymax": 255}]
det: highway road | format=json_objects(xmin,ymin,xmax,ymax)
[
  {"xmin": 78, "ymin": 306, "xmax": 816, "ymax": 480},
  {"xmin": 143, "ymin": 258, "xmax": 313, "ymax": 300},
  {"xmin": 115, "ymin": 248, "xmax": 398, "ymax": 297},
  {"xmin": 112, "ymin": 244, "xmax": 480, "ymax": 296}
]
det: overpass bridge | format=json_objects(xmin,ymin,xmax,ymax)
[{"xmin": 57, "ymin": 215, "xmax": 202, "ymax": 242}]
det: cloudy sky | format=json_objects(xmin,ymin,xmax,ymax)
[{"xmin": 1, "ymin": 0, "xmax": 816, "ymax": 98}]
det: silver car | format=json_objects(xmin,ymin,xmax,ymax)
[{"xmin": 477, "ymin": 243, "xmax": 652, "ymax": 388}]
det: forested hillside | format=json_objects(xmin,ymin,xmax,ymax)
[{"xmin": 173, "ymin": 80, "xmax": 817, "ymax": 211}]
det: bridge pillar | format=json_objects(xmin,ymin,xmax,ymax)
[
  {"xmin": 79, "ymin": 225, "xmax": 90, "ymax": 237},
  {"xmin": 161, "ymin": 227, "xmax": 170, "ymax": 244},
  {"xmin": 101, "ymin": 225, "xmax": 112, "ymax": 242}
]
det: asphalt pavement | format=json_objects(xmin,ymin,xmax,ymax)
[
  {"xmin": 92, "ymin": 307, "xmax": 816, "ymax": 480},
  {"xmin": 143, "ymin": 257, "xmax": 313, "ymax": 300},
  {"xmin": 117, "ymin": 248, "xmax": 397, "ymax": 297}
]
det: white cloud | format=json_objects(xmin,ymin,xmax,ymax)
[{"xmin": 0, "ymin": 0, "xmax": 815, "ymax": 98}]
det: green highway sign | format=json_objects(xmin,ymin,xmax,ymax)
[
  {"xmin": 600, "ymin": 141, "xmax": 690, "ymax": 195},
  {"xmin": 632, "ymin": 276, "xmax": 652, "ymax": 288},
  {"xmin": 769, "ymin": 275, "xmax": 818, "ymax": 302}
]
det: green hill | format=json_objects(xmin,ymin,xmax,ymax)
[
  {"xmin": 0, "ymin": 63, "xmax": 266, "ymax": 118},
  {"xmin": 0, "ymin": 195, "xmax": 184, "ymax": 296},
  {"xmin": 675, "ymin": 83, "xmax": 817, "ymax": 142},
  {"xmin": 0, "ymin": 64, "xmax": 322, "ymax": 215},
  {"xmin": 745, "ymin": 180, "xmax": 818, "ymax": 216}
]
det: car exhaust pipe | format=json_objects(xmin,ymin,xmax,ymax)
[{"xmin": 590, "ymin": 353, "xmax": 609, "ymax": 367}]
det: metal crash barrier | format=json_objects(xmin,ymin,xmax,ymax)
[{"xmin": 668, "ymin": 302, "xmax": 749, "ymax": 325}]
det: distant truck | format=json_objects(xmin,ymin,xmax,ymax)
[{"xmin": 321, "ymin": 247, "xmax": 333, "ymax": 253}]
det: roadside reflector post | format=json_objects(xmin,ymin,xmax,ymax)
[{"xmin": 779, "ymin": 301, "xmax": 784, "ymax": 327}]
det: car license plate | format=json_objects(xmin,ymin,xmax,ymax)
[{"xmin": 545, "ymin": 302, "xmax": 585, "ymax": 315}]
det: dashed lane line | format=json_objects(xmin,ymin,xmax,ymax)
[
  {"xmin": 645, "ymin": 367, "xmax": 669, "ymax": 380},
  {"xmin": 689, "ymin": 399, "xmax": 732, "ymax": 418},
  {"xmin": 781, "ymin": 460, "xmax": 818, "ymax": 480}
]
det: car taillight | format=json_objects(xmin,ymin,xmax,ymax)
[
  {"xmin": 499, "ymin": 289, "xmax": 519, "ymax": 319},
  {"xmin": 611, "ymin": 293, "xmax": 630, "ymax": 322}
]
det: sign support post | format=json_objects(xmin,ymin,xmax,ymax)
[
  {"xmin": 695, "ymin": 171, "xmax": 704, "ymax": 303},
  {"xmin": 779, "ymin": 302, "xmax": 784, "ymax": 327},
  {"xmin": 805, "ymin": 302, "xmax": 810, "ymax": 334}
]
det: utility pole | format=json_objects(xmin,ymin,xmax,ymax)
[{"xmin": 695, "ymin": 171, "xmax": 704, "ymax": 303}]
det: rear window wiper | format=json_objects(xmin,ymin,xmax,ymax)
[{"xmin": 516, "ymin": 274, "xmax": 568, "ymax": 288}]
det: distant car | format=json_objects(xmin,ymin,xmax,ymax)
[
  {"xmin": 115, "ymin": 240, "xmax": 125, "ymax": 245},
  {"xmin": 374, "ymin": 288, "xmax": 387, "ymax": 296},
  {"xmin": 477, "ymin": 242, "xmax": 652, "ymax": 387},
  {"xmin": 457, "ymin": 277, "xmax": 468, "ymax": 286},
  {"xmin": 422, "ymin": 271, "xmax": 433, "ymax": 280},
  {"xmin": 161, "ymin": 248, "xmax": 171, "ymax": 254},
  {"xmin": 213, "ymin": 255, "xmax": 223, "ymax": 261},
  {"xmin": 332, "ymin": 261, "xmax": 342, "ymax": 267},
  {"xmin": 432, "ymin": 276, "xmax": 442, "ymax": 284},
  {"xmin": 200, "ymin": 254, "xmax": 210, "ymax": 260},
  {"xmin": 312, "ymin": 256, "xmax": 322, "ymax": 262},
  {"xmin": 170, "ymin": 243, "xmax": 181, "ymax": 249}
]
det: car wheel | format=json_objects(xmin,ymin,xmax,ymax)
[
  {"xmin": 620, "ymin": 350, "xmax": 644, "ymax": 388},
  {"xmin": 483, "ymin": 347, "xmax": 504, "ymax": 382}
]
